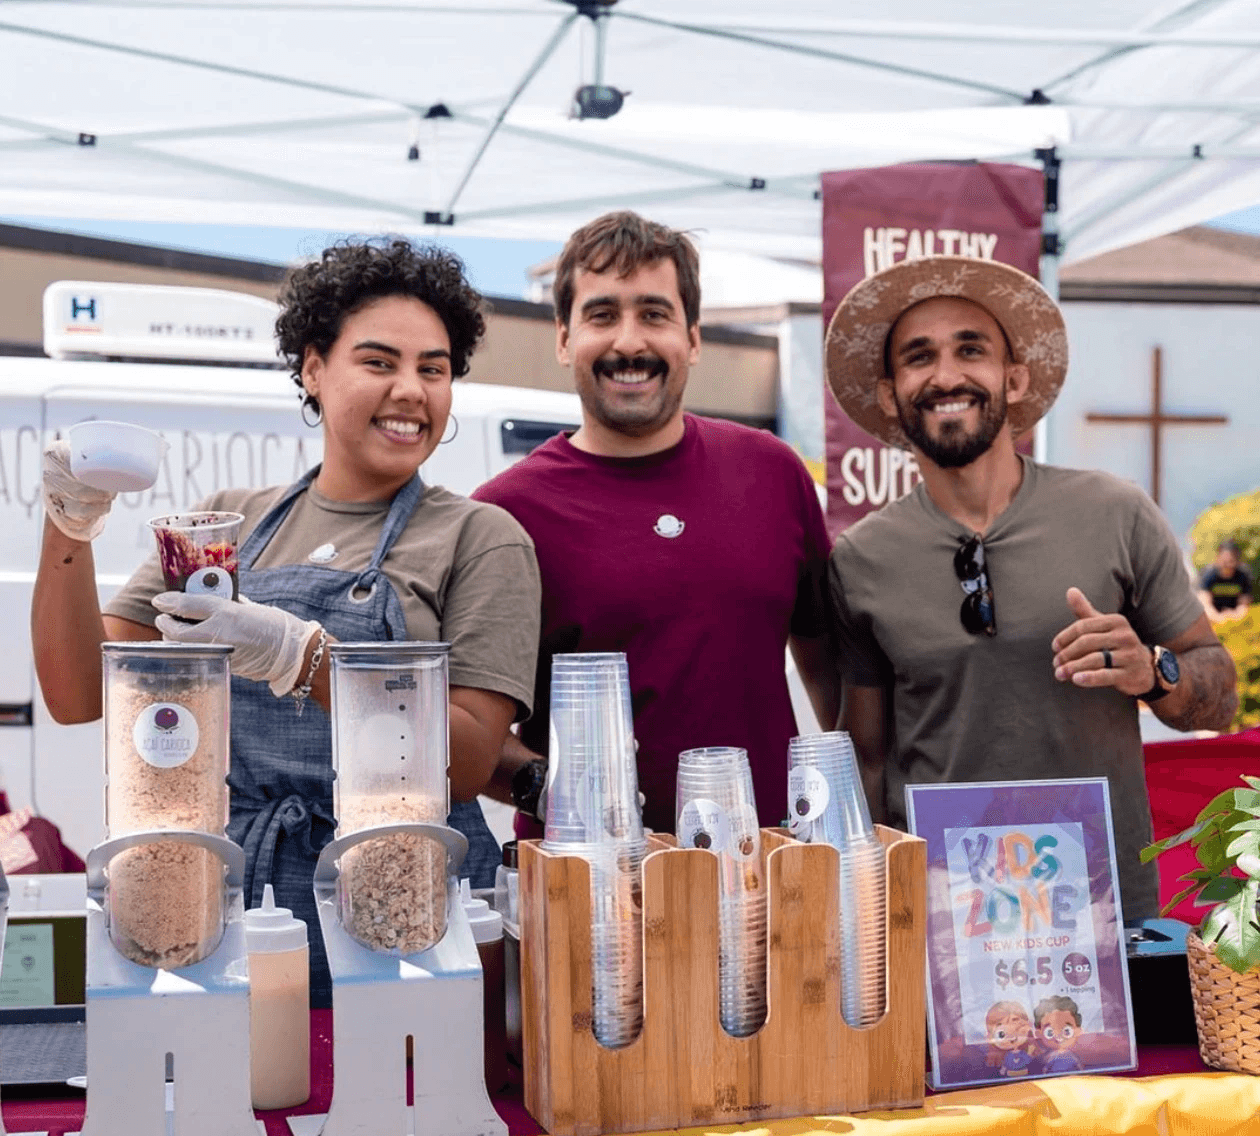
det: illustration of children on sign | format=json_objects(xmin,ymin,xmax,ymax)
[
  {"xmin": 983, "ymin": 1001, "xmax": 1036, "ymax": 1077},
  {"xmin": 1035, "ymin": 996, "xmax": 1084, "ymax": 1073}
]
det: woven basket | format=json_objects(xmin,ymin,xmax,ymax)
[{"xmin": 1186, "ymin": 930, "xmax": 1260, "ymax": 1074}]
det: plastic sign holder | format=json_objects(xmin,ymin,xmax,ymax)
[
  {"xmin": 79, "ymin": 830, "xmax": 258, "ymax": 1136},
  {"xmin": 295, "ymin": 822, "xmax": 505, "ymax": 1136}
]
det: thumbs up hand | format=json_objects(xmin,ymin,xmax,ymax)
[{"xmin": 1051, "ymin": 587, "xmax": 1153, "ymax": 695}]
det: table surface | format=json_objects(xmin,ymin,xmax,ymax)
[{"xmin": 0, "ymin": 1008, "xmax": 1212, "ymax": 1136}]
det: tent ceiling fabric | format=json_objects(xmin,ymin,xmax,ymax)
[{"xmin": 2, "ymin": 0, "xmax": 1259, "ymax": 264}]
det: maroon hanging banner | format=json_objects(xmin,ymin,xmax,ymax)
[{"xmin": 821, "ymin": 162, "xmax": 1044, "ymax": 536}]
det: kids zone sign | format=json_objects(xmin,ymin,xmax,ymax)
[
  {"xmin": 820, "ymin": 162, "xmax": 1044, "ymax": 535},
  {"xmin": 944, "ymin": 821, "xmax": 1102, "ymax": 1052}
]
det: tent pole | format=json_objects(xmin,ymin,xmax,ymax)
[
  {"xmin": 443, "ymin": 10, "xmax": 580, "ymax": 219},
  {"xmin": 1034, "ymin": 145, "xmax": 1061, "ymax": 465}
]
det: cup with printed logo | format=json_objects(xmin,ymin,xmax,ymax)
[
  {"xmin": 786, "ymin": 731, "xmax": 874, "ymax": 850},
  {"xmin": 676, "ymin": 746, "xmax": 767, "ymax": 1038},
  {"xmin": 788, "ymin": 731, "xmax": 887, "ymax": 1028},
  {"xmin": 148, "ymin": 511, "xmax": 245, "ymax": 603},
  {"xmin": 542, "ymin": 653, "xmax": 646, "ymax": 1049}
]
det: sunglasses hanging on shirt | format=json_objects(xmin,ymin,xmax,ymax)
[{"xmin": 954, "ymin": 534, "xmax": 996, "ymax": 637}]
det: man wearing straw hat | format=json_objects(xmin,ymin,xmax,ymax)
[
  {"xmin": 824, "ymin": 255, "xmax": 1237, "ymax": 919},
  {"xmin": 476, "ymin": 210, "xmax": 839, "ymax": 838}
]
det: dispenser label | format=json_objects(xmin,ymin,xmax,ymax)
[
  {"xmin": 727, "ymin": 803, "xmax": 761, "ymax": 862},
  {"xmin": 787, "ymin": 766, "xmax": 830, "ymax": 829},
  {"xmin": 133, "ymin": 702, "xmax": 200, "ymax": 768},
  {"xmin": 678, "ymin": 798, "xmax": 729, "ymax": 853}
]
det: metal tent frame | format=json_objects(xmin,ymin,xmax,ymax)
[{"xmin": 0, "ymin": 1, "xmax": 1257, "ymax": 266}]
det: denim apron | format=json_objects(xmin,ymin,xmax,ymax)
[{"xmin": 227, "ymin": 467, "xmax": 500, "ymax": 1006}]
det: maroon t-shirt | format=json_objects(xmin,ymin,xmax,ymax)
[{"xmin": 473, "ymin": 414, "xmax": 832, "ymax": 835}]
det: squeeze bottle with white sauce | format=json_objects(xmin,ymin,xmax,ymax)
[{"xmin": 244, "ymin": 884, "xmax": 311, "ymax": 1110}]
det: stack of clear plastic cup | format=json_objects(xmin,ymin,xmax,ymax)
[
  {"xmin": 787, "ymin": 731, "xmax": 886, "ymax": 1028},
  {"xmin": 542, "ymin": 653, "xmax": 645, "ymax": 1049},
  {"xmin": 676, "ymin": 747, "xmax": 767, "ymax": 1038}
]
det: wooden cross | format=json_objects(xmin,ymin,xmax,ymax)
[{"xmin": 1086, "ymin": 346, "xmax": 1228, "ymax": 506}]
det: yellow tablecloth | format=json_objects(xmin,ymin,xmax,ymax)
[{"xmin": 643, "ymin": 1075, "xmax": 1260, "ymax": 1135}]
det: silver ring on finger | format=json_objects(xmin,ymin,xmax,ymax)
[{"xmin": 1101, "ymin": 648, "xmax": 1114, "ymax": 670}]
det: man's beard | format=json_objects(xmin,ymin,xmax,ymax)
[
  {"xmin": 581, "ymin": 353, "xmax": 681, "ymax": 438},
  {"xmin": 895, "ymin": 383, "xmax": 1007, "ymax": 469}
]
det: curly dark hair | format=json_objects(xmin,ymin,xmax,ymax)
[{"xmin": 275, "ymin": 239, "xmax": 486, "ymax": 414}]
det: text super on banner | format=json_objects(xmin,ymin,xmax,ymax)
[
  {"xmin": 905, "ymin": 779, "xmax": 1137, "ymax": 1091},
  {"xmin": 820, "ymin": 163, "xmax": 1044, "ymax": 536}
]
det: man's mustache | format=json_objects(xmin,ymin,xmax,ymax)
[{"xmin": 593, "ymin": 354, "xmax": 668, "ymax": 379}]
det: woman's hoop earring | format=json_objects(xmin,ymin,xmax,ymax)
[
  {"xmin": 300, "ymin": 397, "xmax": 322, "ymax": 428},
  {"xmin": 440, "ymin": 414, "xmax": 459, "ymax": 445}
]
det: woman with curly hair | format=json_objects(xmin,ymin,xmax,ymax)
[{"xmin": 32, "ymin": 240, "xmax": 541, "ymax": 1003}]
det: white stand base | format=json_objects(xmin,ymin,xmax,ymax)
[
  {"xmin": 78, "ymin": 832, "xmax": 259, "ymax": 1136},
  {"xmin": 66, "ymin": 1086, "xmax": 266, "ymax": 1136},
  {"xmin": 312, "ymin": 825, "xmax": 507, "ymax": 1136}
]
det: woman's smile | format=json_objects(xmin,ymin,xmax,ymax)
[{"xmin": 373, "ymin": 416, "xmax": 427, "ymax": 442}]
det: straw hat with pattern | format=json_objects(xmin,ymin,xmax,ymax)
[{"xmin": 825, "ymin": 256, "xmax": 1069, "ymax": 450}]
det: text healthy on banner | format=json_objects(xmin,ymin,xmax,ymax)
[{"xmin": 821, "ymin": 163, "xmax": 1044, "ymax": 536}]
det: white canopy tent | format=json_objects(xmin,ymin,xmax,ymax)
[{"xmin": 1, "ymin": 0, "xmax": 1259, "ymax": 269}]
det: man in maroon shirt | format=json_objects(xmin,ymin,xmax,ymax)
[{"xmin": 474, "ymin": 210, "xmax": 839, "ymax": 835}]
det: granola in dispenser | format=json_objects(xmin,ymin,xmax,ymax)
[
  {"xmin": 105, "ymin": 678, "xmax": 228, "ymax": 969},
  {"xmin": 337, "ymin": 794, "xmax": 447, "ymax": 954}
]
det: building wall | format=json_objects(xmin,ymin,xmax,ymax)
[{"xmin": 1047, "ymin": 301, "xmax": 1260, "ymax": 545}]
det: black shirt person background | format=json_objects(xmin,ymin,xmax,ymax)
[{"xmin": 1199, "ymin": 538, "xmax": 1253, "ymax": 622}]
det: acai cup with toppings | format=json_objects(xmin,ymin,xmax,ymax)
[{"xmin": 147, "ymin": 512, "xmax": 245, "ymax": 601}]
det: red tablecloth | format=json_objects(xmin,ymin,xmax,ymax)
[{"xmin": 1143, "ymin": 727, "xmax": 1260, "ymax": 923}]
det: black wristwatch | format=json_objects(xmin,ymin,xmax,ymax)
[
  {"xmin": 1140, "ymin": 645, "xmax": 1180, "ymax": 702},
  {"xmin": 510, "ymin": 758, "xmax": 548, "ymax": 820}
]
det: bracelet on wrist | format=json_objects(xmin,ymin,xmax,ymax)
[{"xmin": 290, "ymin": 627, "xmax": 327, "ymax": 716}]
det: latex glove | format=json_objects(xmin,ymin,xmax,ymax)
[
  {"xmin": 152, "ymin": 592, "xmax": 322, "ymax": 697},
  {"xmin": 42, "ymin": 438, "xmax": 116, "ymax": 542}
]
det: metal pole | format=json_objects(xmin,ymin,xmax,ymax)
[{"xmin": 593, "ymin": 9, "xmax": 607, "ymax": 87}]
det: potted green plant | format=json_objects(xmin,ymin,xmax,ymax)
[{"xmin": 1141, "ymin": 774, "xmax": 1260, "ymax": 1073}]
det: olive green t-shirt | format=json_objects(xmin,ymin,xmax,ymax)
[
  {"xmin": 106, "ymin": 481, "xmax": 541, "ymax": 718},
  {"xmin": 829, "ymin": 458, "xmax": 1205, "ymax": 920}
]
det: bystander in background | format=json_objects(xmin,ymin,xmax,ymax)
[{"xmin": 1198, "ymin": 539, "xmax": 1253, "ymax": 622}]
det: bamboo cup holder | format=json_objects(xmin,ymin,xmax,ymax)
[{"xmin": 520, "ymin": 826, "xmax": 926, "ymax": 1136}]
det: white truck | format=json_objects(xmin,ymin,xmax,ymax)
[{"xmin": 2, "ymin": 281, "xmax": 584, "ymax": 857}]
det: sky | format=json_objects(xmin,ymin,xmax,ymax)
[{"xmin": 5, "ymin": 202, "xmax": 1260, "ymax": 301}]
